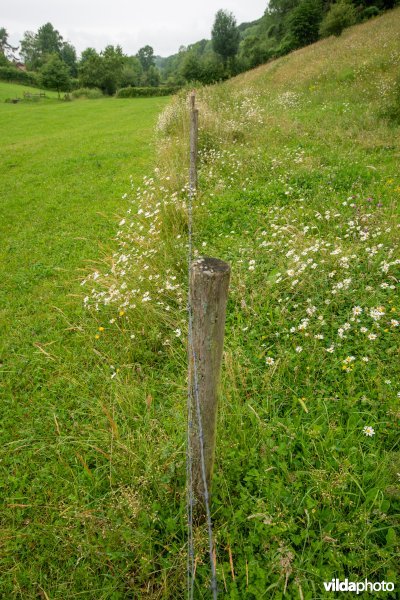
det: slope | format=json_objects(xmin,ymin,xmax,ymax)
[{"xmin": 83, "ymin": 8, "xmax": 400, "ymax": 598}]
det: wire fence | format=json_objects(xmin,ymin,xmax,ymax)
[{"xmin": 186, "ymin": 92, "xmax": 219, "ymax": 599}]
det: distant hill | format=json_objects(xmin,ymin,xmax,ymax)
[{"xmin": 155, "ymin": 14, "xmax": 265, "ymax": 81}]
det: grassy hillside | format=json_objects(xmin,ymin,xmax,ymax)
[
  {"xmin": 0, "ymin": 81, "xmax": 59, "ymax": 101},
  {"xmin": 2, "ymin": 8, "xmax": 400, "ymax": 599}
]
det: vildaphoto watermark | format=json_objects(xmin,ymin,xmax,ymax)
[{"xmin": 323, "ymin": 579, "xmax": 395, "ymax": 594}]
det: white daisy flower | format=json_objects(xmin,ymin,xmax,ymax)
[{"xmin": 363, "ymin": 426, "xmax": 375, "ymax": 437}]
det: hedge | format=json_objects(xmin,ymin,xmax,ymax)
[
  {"xmin": 0, "ymin": 67, "xmax": 39, "ymax": 86},
  {"xmin": 116, "ymin": 86, "xmax": 180, "ymax": 98}
]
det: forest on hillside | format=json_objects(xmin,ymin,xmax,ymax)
[{"xmin": 1, "ymin": 0, "xmax": 398, "ymax": 96}]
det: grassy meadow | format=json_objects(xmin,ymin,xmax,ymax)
[
  {"xmin": 2, "ymin": 8, "xmax": 400, "ymax": 600},
  {"xmin": 0, "ymin": 88, "xmax": 169, "ymax": 598}
]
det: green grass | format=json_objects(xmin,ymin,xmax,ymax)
[
  {"xmin": 0, "ymin": 81, "xmax": 59, "ymax": 101},
  {"xmin": 1, "ymin": 8, "xmax": 400, "ymax": 600},
  {"xmin": 0, "ymin": 88, "xmax": 169, "ymax": 598}
]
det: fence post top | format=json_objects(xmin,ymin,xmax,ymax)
[{"xmin": 191, "ymin": 257, "xmax": 231, "ymax": 276}]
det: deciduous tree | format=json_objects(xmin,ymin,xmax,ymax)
[
  {"xmin": 36, "ymin": 23, "xmax": 63, "ymax": 57},
  {"xmin": 144, "ymin": 64, "xmax": 160, "ymax": 87},
  {"xmin": 40, "ymin": 53, "xmax": 71, "ymax": 97},
  {"xmin": 211, "ymin": 10, "xmax": 240, "ymax": 65},
  {"xmin": 20, "ymin": 31, "xmax": 40, "ymax": 69},
  {"xmin": 78, "ymin": 48, "xmax": 103, "ymax": 88},
  {"xmin": 136, "ymin": 45, "xmax": 155, "ymax": 71},
  {"xmin": 60, "ymin": 42, "xmax": 77, "ymax": 76},
  {"xmin": 0, "ymin": 28, "xmax": 18, "ymax": 64},
  {"xmin": 181, "ymin": 52, "xmax": 203, "ymax": 82},
  {"xmin": 319, "ymin": 0, "xmax": 357, "ymax": 37},
  {"xmin": 289, "ymin": 0, "xmax": 323, "ymax": 47}
]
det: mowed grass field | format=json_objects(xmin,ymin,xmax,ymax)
[{"xmin": 0, "ymin": 87, "xmax": 169, "ymax": 598}]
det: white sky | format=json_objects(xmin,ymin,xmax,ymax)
[{"xmin": 4, "ymin": 1, "xmax": 267, "ymax": 58}]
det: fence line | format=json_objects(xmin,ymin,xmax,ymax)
[
  {"xmin": 186, "ymin": 91, "xmax": 230, "ymax": 599},
  {"xmin": 186, "ymin": 93, "xmax": 196, "ymax": 600}
]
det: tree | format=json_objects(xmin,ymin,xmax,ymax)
[
  {"xmin": 289, "ymin": 0, "xmax": 323, "ymax": 47},
  {"xmin": 181, "ymin": 52, "xmax": 204, "ymax": 83},
  {"xmin": 36, "ymin": 22, "xmax": 63, "ymax": 56},
  {"xmin": 120, "ymin": 58, "xmax": 143, "ymax": 87},
  {"xmin": 319, "ymin": 0, "xmax": 357, "ymax": 36},
  {"xmin": 268, "ymin": 0, "xmax": 300, "ymax": 17},
  {"xmin": 136, "ymin": 45, "xmax": 155, "ymax": 71},
  {"xmin": 40, "ymin": 54, "xmax": 71, "ymax": 97},
  {"xmin": 200, "ymin": 54, "xmax": 226, "ymax": 84},
  {"xmin": 78, "ymin": 48, "xmax": 104, "ymax": 89},
  {"xmin": 0, "ymin": 28, "xmax": 18, "ymax": 63},
  {"xmin": 60, "ymin": 42, "xmax": 77, "ymax": 76},
  {"xmin": 101, "ymin": 45, "xmax": 125, "ymax": 94},
  {"xmin": 211, "ymin": 10, "xmax": 240, "ymax": 66},
  {"xmin": 78, "ymin": 45, "xmax": 126, "ymax": 95},
  {"xmin": 20, "ymin": 31, "xmax": 40, "ymax": 69},
  {"xmin": 119, "ymin": 65, "xmax": 136, "ymax": 87},
  {"xmin": 0, "ymin": 49, "xmax": 7, "ymax": 66},
  {"xmin": 144, "ymin": 65, "xmax": 160, "ymax": 87},
  {"xmin": 239, "ymin": 34, "xmax": 274, "ymax": 69},
  {"xmin": 19, "ymin": 23, "xmax": 75, "ymax": 72}
]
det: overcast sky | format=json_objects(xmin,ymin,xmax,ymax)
[{"xmin": 4, "ymin": 1, "xmax": 267, "ymax": 58}]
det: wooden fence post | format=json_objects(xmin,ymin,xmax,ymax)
[
  {"xmin": 189, "ymin": 92, "xmax": 199, "ymax": 193},
  {"xmin": 190, "ymin": 257, "xmax": 230, "ymax": 506}
]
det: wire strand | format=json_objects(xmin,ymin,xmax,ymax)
[{"xmin": 186, "ymin": 96, "xmax": 218, "ymax": 598}]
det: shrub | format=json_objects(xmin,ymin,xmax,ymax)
[
  {"xmin": 69, "ymin": 78, "xmax": 80, "ymax": 90},
  {"xmin": 116, "ymin": 86, "xmax": 180, "ymax": 98},
  {"xmin": 71, "ymin": 87, "xmax": 103, "ymax": 99},
  {"xmin": 319, "ymin": 0, "xmax": 357, "ymax": 37},
  {"xmin": 0, "ymin": 66, "xmax": 39, "ymax": 86},
  {"xmin": 275, "ymin": 34, "xmax": 297, "ymax": 57},
  {"xmin": 360, "ymin": 6, "xmax": 381, "ymax": 21}
]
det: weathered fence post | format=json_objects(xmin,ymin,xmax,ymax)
[
  {"xmin": 190, "ymin": 258, "xmax": 230, "ymax": 506},
  {"xmin": 187, "ymin": 90, "xmax": 230, "ymax": 513},
  {"xmin": 189, "ymin": 92, "xmax": 199, "ymax": 192}
]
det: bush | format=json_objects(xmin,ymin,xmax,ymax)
[
  {"xmin": 71, "ymin": 87, "xmax": 103, "ymax": 99},
  {"xmin": 275, "ymin": 34, "xmax": 297, "ymax": 57},
  {"xmin": 0, "ymin": 66, "xmax": 39, "ymax": 86},
  {"xmin": 319, "ymin": 0, "xmax": 357, "ymax": 37},
  {"xmin": 69, "ymin": 78, "xmax": 80, "ymax": 90},
  {"xmin": 360, "ymin": 6, "xmax": 381, "ymax": 21},
  {"xmin": 116, "ymin": 86, "xmax": 180, "ymax": 98}
]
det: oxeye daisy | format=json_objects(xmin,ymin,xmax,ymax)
[{"xmin": 363, "ymin": 425, "xmax": 375, "ymax": 437}]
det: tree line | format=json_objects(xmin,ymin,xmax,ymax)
[
  {"xmin": 0, "ymin": 0, "xmax": 398, "ymax": 96},
  {"xmin": 164, "ymin": 0, "xmax": 397, "ymax": 85},
  {"xmin": 0, "ymin": 23, "xmax": 161, "ymax": 96}
]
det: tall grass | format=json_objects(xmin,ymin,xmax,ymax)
[
  {"xmin": 82, "ymin": 9, "xmax": 400, "ymax": 598},
  {"xmin": 1, "ymin": 7, "xmax": 400, "ymax": 599}
]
